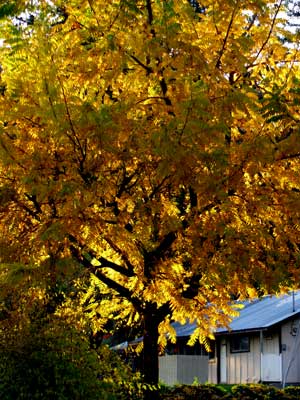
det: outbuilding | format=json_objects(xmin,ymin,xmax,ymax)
[{"xmin": 209, "ymin": 291, "xmax": 300, "ymax": 386}]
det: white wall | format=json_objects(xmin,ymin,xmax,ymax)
[
  {"xmin": 159, "ymin": 355, "xmax": 208, "ymax": 385},
  {"xmin": 226, "ymin": 335, "xmax": 261, "ymax": 384},
  {"xmin": 281, "ymin": 317, "xmax": 300, "ymax": 384},
  {"xmin": 208, "ymin": 334, "xmax": 261, "ymax": 384}
]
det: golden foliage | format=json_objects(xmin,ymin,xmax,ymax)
[{"xmin": 0, "ymin": 0, "xmax": 299, "ymax": 350}]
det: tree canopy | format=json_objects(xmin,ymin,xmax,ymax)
[{"xmin": 0, "ymin": 0, "xmax": 300, "ymax": 387}]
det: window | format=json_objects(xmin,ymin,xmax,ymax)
[{"xmin": 230, "ymin": 335, "xmax": 250, "ymax": 353}]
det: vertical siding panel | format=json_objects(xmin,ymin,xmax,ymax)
[
  {"xmin": 222, "ymin": 333, "xmax": 261, "ymax": 384},
  {"xmin": 228, "ymin": 342, "xmax": 234, "ymax": 384},
  {"xmin": 282, "ymin": 318, "xmax": 300, "ymax": 384},
  {"xmin": 236, "ymin": 355, "xmax": 241, "ymax": 383},
  {"xmin": 177, "ymin": 355, "xmax": 208, "ymax": 384},
  {"xmin": 159, "ymin": 355, "xmax": 177, "ymax": 386},
  {"xmin": 208, "ymin": 360, "xmax": 218, "ymax": 383},
  {"xmin": 252, "ymin": 336, "xmax": 259, "ymax": 383},
  {"xmin": 241, "ymin": 353, "xmax": 247, "ymax": 382}
]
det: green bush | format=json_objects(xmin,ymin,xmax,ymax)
[
  {"xmin": 0, "ymin": 315, "xmax": 143, "ymax": 400},
  {"xmin": 158, "ymin": 383, "xmax": 300, "ymax": 399},
  {"xmin": 160, "ymin": 383, "xmax": 229, "ymax": 399},
  {"xmin": 233, "ymin": 384, "xmax": 278, "ymax": 399},
  {"xmin": 231, "ymin": 384, "xmax": 297, "ymax": 400},
  {"xmin": 283, "ymin": 386, "xmax": 300, "ymax": 397},
  {"xmin": 0, "ymin": 265, "xmax": 144, "ymax": 400},
  {"xmin": 0, "ymin": 328, "xmax": 111, "ymax": 399}
]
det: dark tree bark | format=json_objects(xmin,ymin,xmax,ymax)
[
  {"xmin": 143, "ymin": 304, "xmax": 160, "ymax": 399},
  {"xmin": 143, "ymin": 311, "xmax": 159, "ymax": 384},
  {"xmin": 142, "ymin": 302, "xmax": 170, "ymax": 398}
]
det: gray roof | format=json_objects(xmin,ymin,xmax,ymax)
[
  {"xmin": 112, "ymin": 291, "xmax": 300, "ymax": 349},
  {"xmin": 173, "ymin": 291, "xmax": 300, "ymax": 336},
  {"xmin": 216, "ymin": 290, "xmax": 300, "ymax": 333}
]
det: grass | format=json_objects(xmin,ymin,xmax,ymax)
[{"xmin": 216, "ymin": 384, "xmax": 234, "ymax": 393}]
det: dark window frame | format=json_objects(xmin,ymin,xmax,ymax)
[{"xmin": 230, "ymin": 335, "xmax": 250, "ymax": 353}]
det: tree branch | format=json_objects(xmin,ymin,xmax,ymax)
[
  {"xmin": 215, "ymin": 0, "xmax": 240, "ymax": 69},
  {"xmin": 154, "ymin": 231, "xmax": 177, "ymax": 256},
  {"xmin": 104, "ymin": 236, "xmax": 135, "ymax": 274},
  {"xmin": 69, "ymin": 243, "xmax": 143, "ymax": 311},
  {"xmin": 129, "ymin": 54, "xmax": 153, "ymax": 75},
  {"xmin": 68, "ymin": 234, "xmax": 134, "ymax": 277},
  {"xmin": 146, "ymin": 0, "xmax": 154, "ymax": 26},
  {"xmin": 276, "ymin": 152, "xmax": 300, "ymax": 161},
  {"xmin": 248, "ymin": 0, "xmax": 283, "ymax": 69}
]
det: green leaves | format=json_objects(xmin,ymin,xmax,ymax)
[
  {"xmin": 40, "ymin": 222, "xmax": 66, "ymax": 242},
  {"xmin": 0, "ymin": 2, "xmax": 19, "ymax": 19},
  {"xmin": 0, "ymin": 0, "xmax": 299, "ymax": 387}
]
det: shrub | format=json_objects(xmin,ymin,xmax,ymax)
[
  {"xmin": 231, "ymin": 384, "xmax": 287, "ymax": 400},
  {"xmin": 0, "ymin": 314, "xmax": 143, "ymax": 400},
  {"xmin": 160, "ymin": 383, "xmax": 229, "ymax": 400},
  {"xmin": 0, "ymin": 266, "xmax": 144, "ymax": 400},
  {"xmin": 283, "ymin": 386, "xmax": 300, "ymax": 398}
]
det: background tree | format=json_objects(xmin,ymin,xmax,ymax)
[
  {"xmin": 0, "ymin": 263, "xmax": 144, "ymax": 400},
  {"xmin": 0, "ymin": 0, "xmax": 300, "ymax": 391}
]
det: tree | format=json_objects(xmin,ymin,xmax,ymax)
[
  {"xmin": 0, "ymin": 0, "xmax": 300, "ymax": 392},
  {"xmin": 0, "ymin": 264, "xmax": 144, "ymax": 400}
]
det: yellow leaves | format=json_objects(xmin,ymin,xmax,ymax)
[
  {"xmin": 158, "ymin": 318, "xmax": 177, "ymax": 351},
  {"xmin": 0, "ymin": 0, "xmax": 300, "ymax": 362},
  {"xmin": 187, "ymin": 328, "xmax": 210, "ymax": 350},
  {"xmin": 246, "ymin": 287, "xmax": 259, "ymax": 298}
]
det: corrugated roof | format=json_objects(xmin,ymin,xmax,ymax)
[
  {"xmin": 112, "ymin": 291, "xmax": 300, "ymax": 349},
  {"xmin": 172, "ymin": 291, "xmax": 300, "ymax": 337},
  {"xmin": 216, "ymin": 290, "xmax": 300, "ymax": 333}
]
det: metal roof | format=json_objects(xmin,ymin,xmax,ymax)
[
  {"xmin": 112, "ymin": 291, "xmax": 300, "ymax": 349},
  {"xmin": 172, "ymin": 291, "xmax": 300, "ymax": 337},
  {"xmin": 216, "ymin": 291, "xmax": 300, "ymax": 333}
]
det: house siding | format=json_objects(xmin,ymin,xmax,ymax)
[
  {"xmin": 281, "ymin": 317, "xmax": 300, "ymax": 384},
  {"xmin": 159, "ymin": 355, "xmax": 208, "ymax": 385},
  {"xmin": 261, "ymin": 331, "xmax": 281, "ymax": 382},
  {"xmin": 177, "ymin": 355, "xmax": 208, "ymax": 384},
  {"xmin": 159, "ymin": 355, "xmax": 177, "ymax": 386},
  {"xmin": 208, "ymin": 334, "xmax": 261, "ymax": 384},
  {"xmin": 227, "ymin": 335, "xmax": 261, "ymax": 384},
  {"xmin": 208, "ymin": 359, "xmax": 218, "ymax": 383}
]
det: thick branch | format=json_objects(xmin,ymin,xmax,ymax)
[
  {"xmin": 144, "ymin": 231, "xmax": 177, "ymax": 278},
  {"xmin": 117, "ymin": 168, "xmax": 138, "ymax": 198},
  {"xmin": 98, "ymin": 255, "xmax": 134, "ymax": 277},
  {"xmin": 70, "ymin": 244, "xmax": 142, "ymax": 311},
  {"xmin": 157, "ymin": 302, "xmax": 172, "ymax": 322},
  {"xmin": 104, "ymin": 236, "xmax": 135, "ymax": 274},
  {"xmin": 276, "ymin": 152, "xmax": 300, "ymax": 161},
  {"xmin": 154, "ymin": 231, "xmax": 177, "ymax": 256},
  {"xmin": 24, "ymin": 193, "xmax": 42, "ymax": 215},
  {"xmin": 149, "ymin": 175, "xmax": 170, "ymax": 200},
  {"xmin": 146, "ymin": 0, "xmax": 154, "ymax": 26},
  {"xmin": 92, "ymin": 268, "xmax": 142, "ymax": 311},
  {"xmin": 129, "ymin": 54, "xmax": 153, "ymax": 74},
  {"xmin": 68, "ymin": 234, "xmax": 134, "ymax": 277}
]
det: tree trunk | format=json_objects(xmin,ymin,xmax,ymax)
[{"xmin": 143, "ymin": 307, "xmax": 160, "ymax": 399}]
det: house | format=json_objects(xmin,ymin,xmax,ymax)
[
  {"xmin": 209, "ymin": 291, "xmax": 300, "ymax": 386},
  {"xmin": 161, "ymin": 291, "xmax": 300, "ymax": 386},
  {"xmin": 112, "ymin": 291, "xmax": 300, "ymax": 386}
]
